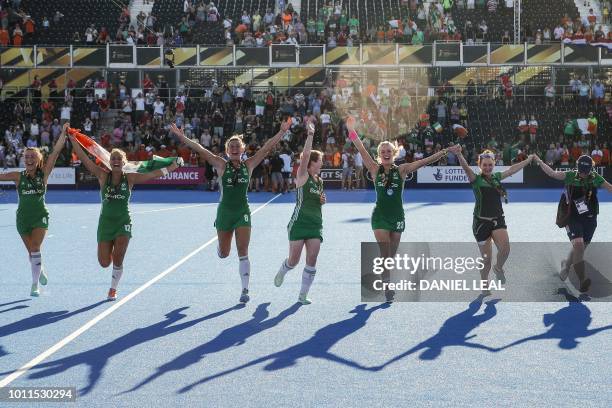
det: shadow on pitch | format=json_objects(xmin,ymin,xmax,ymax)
[
  {"xmin": 498, "ymin": 288, "xmax": 612, "ymax": 350},
  {"xmin": 1, "ymin": 306, "xmax": 240, "ymax": 396},
  {"xmin": 177, "ymin": 303, "xmax": 390, "ymax": 393},
  {"xmin": 0, "ymin": 299, "xmax": 31, "ymax": 314},
  {"xmin": 373, "ymin": 297, "xmax": 500, "ymax": 367},
  {"xmin": 0, "ymin": 301, "xmax": 106, "ymax": 340},
  {"xmin": 124, "ymin": 302, "xmax": 302, "ymax": 393}
]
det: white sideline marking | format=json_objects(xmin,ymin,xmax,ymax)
[
  {"xmin": 0, "ymin": 194, "xmax": 281, "ymax": 388},
  {"xmin": 131, "ymin": 203, "xmax": 215, "ymax": 214}
]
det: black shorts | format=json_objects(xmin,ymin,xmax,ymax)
[
  {"xmin": 473, "ymin": 216, "xmax": 507, "ymax": 244},
  {"xmin": 565, "ymin": 216, "xmax": 597, "ymax": 244},
  {"xmin": 282, "ymin": 171, "xmax": 291, "ymax": 180}
]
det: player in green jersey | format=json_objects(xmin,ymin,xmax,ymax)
[
  {"xmin": 457, "ymin": 148, "xmax": 534, "ymax": 294},
  {"xmin": 346, "ymin": 115, "xmax": 458, "ymax": 301},
  {"xmin": 170, "ymin": 119, "xmax": 292, "ymax": 303},
  {"xmin": 69, "ymin": 134, "xmax": 180, "ymax": 301},
  {"xmin": 0, "ymin": 124, "xmax": 68, "ymax": 297},
  {"xmin": 274, "ymin": 120, "xmax": 326, "ymax": 304},
  {"xmin": 534, "ymin": 154, "xmax": 612, "ymax": 292}
]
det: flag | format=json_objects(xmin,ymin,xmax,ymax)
[
  {"xmin": 432, "ymin": 122, "xmax": 443, "ymax": 133},
  {"xmin": 562, "ymin": 38, "xmax": 612, "ymax": 50},
  {"xmin": 67, "ymin": 128, "xmax": 111, "ymax": 170},
  {"xmin": 388, "ymin": 19, "xmax": 399, "ymax": 29},
  {"xmin": 571, "ymin": 119, "xmax": 590, "ymax": 135},
  {"xmin": 68, "ymin": 128, "xmax": 181, "ymax": 173},
  {"xmin": 453, "ymin": 124, "xmax": 468, "ymax": 138}
]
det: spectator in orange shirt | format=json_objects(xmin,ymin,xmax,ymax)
[
  {"xmin": 365, "ymin": 81, "xmax": 377, "ymax": 97},
  {"xmin": 177, "ymin": 144, "xmax": 191, "ymax": 164},
  {"xmin": 376, "ymin": 26, "xmax": 385, "ymax": 43},
  {"xmin": 235, "ymin": 23, "xmax": 248, "ymax": 38},
  {"xmin": 332, "ymin": 149, "xmax": 342, "ymax": 167},
  {"xmin": 570, "ymin": 142, "xmax": 582, "ymax": 162},
  {"xmin": 24, "ymin": 17, "xmax": 35, "ymax": 38},
  {"xmin": 0, "ymin": 27, "xmax": 9, "ymax": 47},
  {"xmin": 282, "ymin": 11, "xmax": 292, "ymax": 29},
  {"xmin": 13, "ymin": 26, "xmax": 23, "ymax": 46}
]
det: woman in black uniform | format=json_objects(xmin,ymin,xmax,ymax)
[
  {"xmin": 535, "ymin": 154, "xmax": 612, "ymax": 292},
  {"xmin": 457, "ymin": 148, "xmax": 534, "ymax": 292}
]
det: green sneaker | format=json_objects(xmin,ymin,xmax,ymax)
[
  {"xmin": 298, "ymin": 293, "xmax": 312, "ymax": 305},
  {"xmin": 39, "ymin": 267, "xmax": 48, "ymax": 286},
  {"xmin": 30, "ymin": 284, "xmax": 40, "ymax": 297},
  {"xmin": 274, "ymin": 271, "xmax": 285, "ymax": 287}
]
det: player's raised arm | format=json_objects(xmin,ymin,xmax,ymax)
[
  {"xmin": 42, "ymin": 122, "xmax": 69, "ymax": 184},
  {"xmin": 297, "ymin": 120, "xmax": 315, "ymax": 181},
  {"xmin": 456, "ymin": 146, "xmax": 477, "ymax": 183},
  {"xmin": 170, "ymin": 123, "xmax": 226, "ymax": 173},
  {"xmin": 501, "ymin": 154, "xmax": 534, "ymax": 180},
  {"xmin": 127, "ymin": 159, "xmax": 182, "ymax": 184},
  {"xmin": 68, "ymin": 132, "xmax": 107, "ymax": 181},
  {"xmin": 246, "ymin": 118, "xmax": 292, "ymax": 172},
  {"xmin": 346, "ymin": 115, "xmax": 377, "ymax": 176},
  {"xmin": 533, "ymin": 154, "xmax": 566, "ymax": 181}
]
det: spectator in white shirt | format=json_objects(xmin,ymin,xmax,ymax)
[
  {"xmin": 29, "ymin": 119, "xmax": 40, "ymax": 138},
  {"xmin": 200, "ymin": 129, "xmax": 212, "ymax": 147},
  {"xmin": 60, "ymin": 103, "xmax": 72, "ymax": 125},
  {"xmin": 544, "ymin": 82, "xmax": 555, "ymax": 108}
]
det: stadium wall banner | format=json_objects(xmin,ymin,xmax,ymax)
[
  {"xmin": 417, "ymin": 166, "xmax": 523, "ymax": 183},
  {"xmin": 0, "ymin": 167, "xmax": 75, "ymax": 185},
  {"xmin": 142, "ymin": 167, "xmax": 205, "ymax": 185}
]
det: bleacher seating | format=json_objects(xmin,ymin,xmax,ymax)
[{"xmin": 20, "ymin": 0, "xmax": 122, "ymax": 45}]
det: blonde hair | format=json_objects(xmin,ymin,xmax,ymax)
[
  {"xmin": 224, "ymin": 134, "xmax": 245, "ymax": 153},
  {"xmin": 477, "ymin": 149, "xmax": 496, "ymax": 166},
  {"xmin": 376, "ymin": 141, "xmax": 399, "ymax": 163},
  {"xmin": 24, "ymin": 147, "xmax": 44, "ymax": 170},
  {"xmin": 110, "ymin": 148, "xmax": 127, "ymax": 163}
]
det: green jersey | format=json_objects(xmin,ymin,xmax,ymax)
[
  {"xmin": 100, "ymin": 174, "xmax": 131, "ymax": 220},
  {"xmin": 16, "ymin": 169, "xmax": 49, "ymax": 235},
  {"xmin": 97, "ymin": 173, "xmax": 132, "ymax": 242},
  {"xmin": 471, "ymin": 172, "xmax": 505, "ymax": 219},
  {"xmin": 219, "ymin": 161, "xmax": 250, "ymax": 212},
  {"xmin": 288, "ymin": 175, "xmax": 324, "ymax": 241},
  {"xmin": 371, "ymin": 165, "xmax": 405, "ymax": 232},
  {"xmin": 215, "ymin": 161, "xmax": 251, "ymax": 231},
  {"xmin": 564, "ymin": 171, "xmax": 606, "ymax": 217}
]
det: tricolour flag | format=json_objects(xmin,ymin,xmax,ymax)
[
  {"xmin": 571, "ymin": 119, "xmax": 590, "ymax": 135},
  {"xmin": 68, "ymin": 128, "xmax": 180, "ymax": 173},
  {"xmin": 432, "ymin": 122, "xmax": 443, "ymax": 133}
]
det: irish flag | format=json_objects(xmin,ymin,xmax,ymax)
[
  {"xmin": 432, "ymin": 122, "xmax": 443, "ymax": 133},
  {"xmin": 67, "ymin": 128, "xmax": 181, "ymax": 173},
  {"xmin": 571, "ymin": 119, "xmax": 591, "ymax": 135}
]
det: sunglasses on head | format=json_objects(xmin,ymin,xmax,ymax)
[{"xmin": 479, "ymin": 153, "xmax": 495, "ymax": 160}]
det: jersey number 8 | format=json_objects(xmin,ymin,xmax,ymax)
[{"xmin": 244, "ymin": 214, "xmax": 249, "ymax": 222}]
